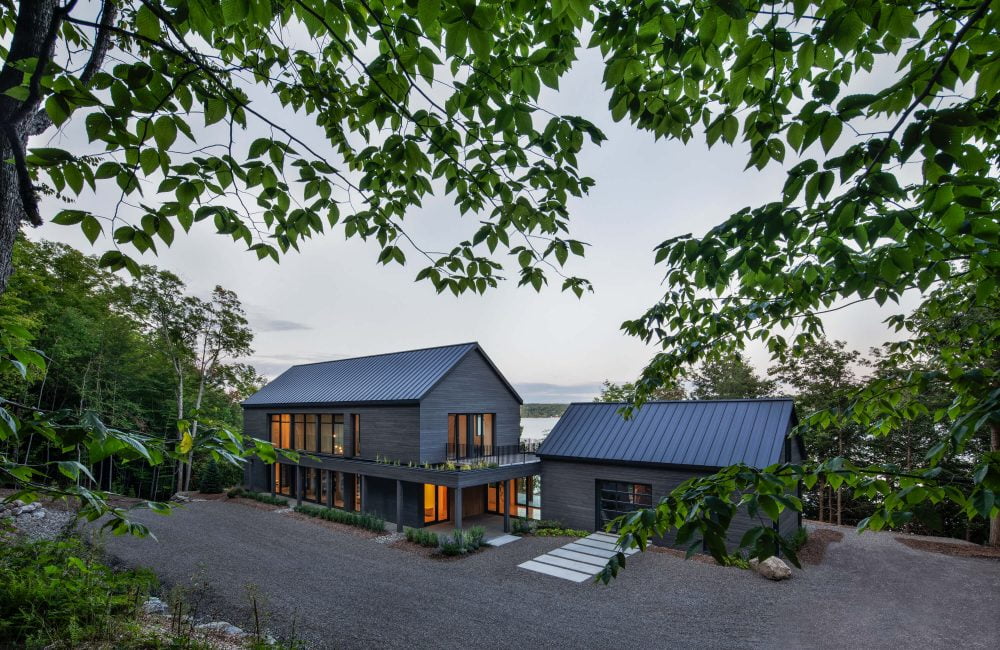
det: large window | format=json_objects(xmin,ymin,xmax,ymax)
[
  {"xmin": 486, "ymin": 475, "xmax": 540, "ymax": 520},
  {"xmin": 269, "ymin": 413, "xmax": 343, "ymax": 455},
  {"xmin": 597, "ymin": 481, "xmax": 653, "ymax": 529},
  {"xmin": 423, "ymin": 484, "xmax": 449, "ymax": 523},
  {"xmin": 447, "ymin": 413, "xmax": 495, "ymax": 458}
]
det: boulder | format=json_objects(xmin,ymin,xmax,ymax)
[
  {"xmin": 195, "ymin": 621, "xmax": 246, "ymax": 637},
  {"xmin": 141, "ymin": 597, "xmax": 169, "ymax": 615},
  {"xmin": 750, "ymin": 556, "xmax": 792, "ymax": 581},
  {"xmin": 31, "ymin": 510, "xmax": 45, "ymax": 520}
]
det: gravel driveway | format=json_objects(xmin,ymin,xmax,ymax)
[{"xmin": 94, "ymin": 501, "xmax": 1000, "ymax": 649}]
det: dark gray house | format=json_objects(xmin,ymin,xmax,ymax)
[
  {"xmin": 536, "ymin": 399, "xmax": 803, "ymax": 546},
  {"xmin": 241, "ymin": 343, "xmax": 540, "ymax": 531}
]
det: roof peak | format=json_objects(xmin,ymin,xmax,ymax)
[{"xmin": 290, "ymin": 342, "xmax": 478, "ymax": 368}]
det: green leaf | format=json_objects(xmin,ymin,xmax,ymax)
[
  {"xmin": 153, "ymin": 116, "xmax": 177, "ymax": 150},
  {"xmin": 81, "ymin": 216, "xmax": 102, "ymax": 244},
  {"xmin": 820, "ymin": 117, "xmax": 842, "ymax": 153},
  {"xmin": 221, "ymin": 0, "xmax": 250, "ymax": 26}
]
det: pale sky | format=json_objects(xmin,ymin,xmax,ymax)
[{"xmin": 30, "ymin": 36, "xmax": 917, "ymax": 403}]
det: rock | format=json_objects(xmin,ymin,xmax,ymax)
[
  {"xmin": 195, "ymin": 621, "xmax": 246, "ymax": 637},
  {"xmin": 750, "ymin": 556, "xmax": 792, "ymax": 581},
  {"xmin": 31, "ymin": 510, "xmax": 45, "ymax": 520},
  {"xmin": 142, "ymin": 597, "xmax": 169, "ymax": 615}
]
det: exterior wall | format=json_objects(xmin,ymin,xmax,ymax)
[
  {"xmin": 779, "ymin": 431, "xmax": 805, "ymax": 540},
  {"xmin": 242, "ymin": 404, "xmax": 421, "ymax": 463},
  {"xmin": 418, "ymin": 350, "xmax": 521, "ymax": 464},
  {"xmin": 540, "ymin": 459, "xmax": 775, "ymax": 551},
  {"xmin": 364, "ymin": 477, "xmax": 424, "ymax": 528}
]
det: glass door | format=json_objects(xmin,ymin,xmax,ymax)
[{"xmin": 423, "ymin": 484, "xmax": 449, "ymax": 524}]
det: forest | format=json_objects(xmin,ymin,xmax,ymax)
[{"xmin": 0, "ymin": 236, "xmax": 261, "ymax": 501}]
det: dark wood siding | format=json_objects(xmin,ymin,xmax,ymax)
[
  {"xmin": 541, "ymin": 459, "xmax": 771, "ymax": 551},
  {"xmin": 418, "ymin": 350, "xmax": 521, "ymax": 463},
  {"xmin": 242, "ymin": 405, "xmax": 421, "ymax": 463}
]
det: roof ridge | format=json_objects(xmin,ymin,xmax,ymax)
[{"xmin": 288, "ymin": 342, "xmax": 478, "ymax": 368}]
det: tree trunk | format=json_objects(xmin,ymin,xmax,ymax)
[
  {"xmin": 990, "ymin": 422, "xmax": 1000, "ymax": 547},
  {"xmin": 817, "ymin": 478, "xmax": 825, "ymax": 523},
  {"xmin": 175, "ymin": 369, "xmax": 185, "ymax": 493},
  {"xmin": 0, "ymin": 0, "xmax": 60, "ymax": 293}
]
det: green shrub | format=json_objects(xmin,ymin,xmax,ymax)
[
  {"xmin": 0, "ymin": 538, "xmax": 156, "ymax": 648},
  {"xmin": 198, "ymin": 459, "xmax": 224, "ymax": 494},
  {"xmin": 294, "ymin": 504, "xmax": 385, "ymax": 532},
  {"xmin": 535, "ymin": 519, "xmax": 565, "ymax": 530},
  {"xmin": 227, "ymin": 486, "xmax": 245, "ymax": 498},
  {"xmin": 240, "ymin": 490, "xmax": 288, "ymax": 506},
  {"xmin": 404, "ymin": 527, "xmax": 440, "ymax": 547},
  {"xmin": 510, "ymin": 518, "xmax": 534, "ymax": 535},
  {"xmin": 534, "ymin": 527, "xmax": 589, "ymax": 538},
  {"xmin": 437, "ymin": 527, "xmax": 487, "ymax": 556},
  {"xmin": 790, "ymin": 526, "xmax": 809, "ymax": 551}
]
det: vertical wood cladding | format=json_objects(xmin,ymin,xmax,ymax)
[
  {"xmin": 541, "ymin": 459, "xmax": 799, "ymax": 550},
  {"xmin": 419, "ymin": 350, "xmax": 521, "ymax": 464}
]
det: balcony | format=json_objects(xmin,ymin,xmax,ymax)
[{"xmin": 446, "ymin": 441, "xmax": 540, "ymax": 467}]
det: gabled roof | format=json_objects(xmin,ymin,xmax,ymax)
[
  {"xmin": 242, "ymin": 342, "xmax": 522, "ymax": 407},
  {"xmin": 537, "ymin": 399, "xmax": 799, "ymax": 470}
]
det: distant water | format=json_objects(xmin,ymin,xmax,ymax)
[{"xmin": 521, "ymin": 417, "xmax": 560, "ymax": 443}]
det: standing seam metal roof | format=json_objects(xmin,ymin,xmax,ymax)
[
  {"xmin": 537, "ymin": 399, "xmax": 797, "ymax": 469},
  {"xmin": 242, "ymin": 342, "xmax": 521, "ymax": 406}
]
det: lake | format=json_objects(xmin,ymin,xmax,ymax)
[{"xmin": 520, "ymin": 417, "xmax": 560, "ymax": 443}]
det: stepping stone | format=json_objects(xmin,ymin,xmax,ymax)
[
  {"xmin": 589, "ymin": 532, "xmax": 619, "ymax": 543},
  {"xmin": 518, "ymin": 560, "xmax": 592, "ymax": 583},
  {"xmin": 563, "ymin": 543, "xmax": 617, "ymax": 559},
  {"xmin": 532, "ymin": 554, "xmax": 600, "ymax": 576},
  {"xmin": 486, "ymin": 534, "xmax": 520, "ymax": 547},
  {"xmin": 549, "ymin": 548, "xmax": 609, "ymax": 567},
  {"xmin": 574, "ymin": 537, "xmax": 619, "ymax": 551}
]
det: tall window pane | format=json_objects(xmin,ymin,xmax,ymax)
[
  {"xmin": 320, "ymin": 414, "xmax": 333, "ymax": 454},
  {"xmin": 270, "ymin": 415, "xmax": 280, "ymax": 446},
  {"xmin": 304, "ymin": 414, "xmax": 317, "ymax": 451},
  {"xmin": 333, "ymin": 415, "xmax": 344, "ymax": 455},
  {"xmin": 280, "ymin": 414, "xmax": 291, "ymax": 449},
  {"xmin": 483, "ymin": 414, "xmax": 494, "ymax": 450},
  {"xmin": 293, "ymin": 414, "xmax": 305, "ymax": 449}
]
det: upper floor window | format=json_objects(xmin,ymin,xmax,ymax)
[
  {"xmin": 448, "ymin": 413, "xmax": 494, "ymax": 458},
  {"xmin": 269, "ymin": 413, "xmax": 342, "ymax": 455},
  {"xmin": 352, "ymin": 414, "xmax": 361, "ymax": 456}
]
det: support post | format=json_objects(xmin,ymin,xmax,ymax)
[
  {"xmin": 326, "ymin": 470, "xmax": 335, "ymax": 508},
  {"xmin": 360, "ymin": 474, "xmax": 366, "ymax": 512},
  {"xmin": 454, "ymin": 486, "xmax": 463, "ymax": 530},
  {"xmin": 503, "ymin": 481, "xmax": 511, "ymax": 533},
  {"xmin": 269, "ymin": 464, "xmax": 276, "ymax": 497},
  {"xmin": 396, "ymin": 479, "xmax": 403, "ymax": 532},
  {"xmin": 295, "ymin": 465, "xmax": 303, "ymax": 507}
]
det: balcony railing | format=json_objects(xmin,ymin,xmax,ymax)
[{"xmin": 446, "ymin": 441, "xmax": 541, "ymax": 466}]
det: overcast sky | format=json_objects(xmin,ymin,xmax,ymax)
[{"xmin": 31, "ymin": 38, "xmax": 917, "ymax": 403}]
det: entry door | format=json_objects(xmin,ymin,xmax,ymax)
[{"xmin": 423, "ymin": 484, "xmax": 450, "ymax": 524}]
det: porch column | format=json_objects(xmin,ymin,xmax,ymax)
[
  {"xmin": 326, "ymin": 470, "xmax": 335, "ymax": 508},
  {"xmin": 295, "ymin": 465, "xmax": 303, "ymax": 507},
  {"xmin": 454, "ymin": 486, "xmax": 463, "ymax": 530},
  {"xmin": 503, "ymin": 481, "xmax": 511, "ymax": 533},
  {"xmin": 269, "ymin": 464, "xmax": 275, "ymax": 497},
  {"xmin": 396, "ymin": 479, "xmax": 403, "ymax": 532},
  {"xmin": 360, "ymin": 474, "xmax": 367, "ymax": 512}
]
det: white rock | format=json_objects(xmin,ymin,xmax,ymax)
[
  {"xmin": 142, "ymin": 597, "xmax": 169, "ymax": 615},
  {"xmin": 750, "ymin": 556, "xmax": 792, "ymax": 581},
  {"xmin": 31, "ymin": 510, "xmax": 45, "ymax": 520},
  {"xmin": 195, "ymin": 621, "xmax": 246, "ymax": 637}
]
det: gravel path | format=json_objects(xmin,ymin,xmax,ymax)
[{"xmin": 93, "ymin": 501, "xmax": 1000, "ymax": 649}]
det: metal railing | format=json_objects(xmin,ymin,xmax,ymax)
[{"xmin": 446, "ymin": 440, "xmax": 541, "ymax": 466}]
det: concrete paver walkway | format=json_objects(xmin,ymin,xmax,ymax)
[{"xmin": 518, "ymin": 531, "xmax": 637, "ymax": 582}]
